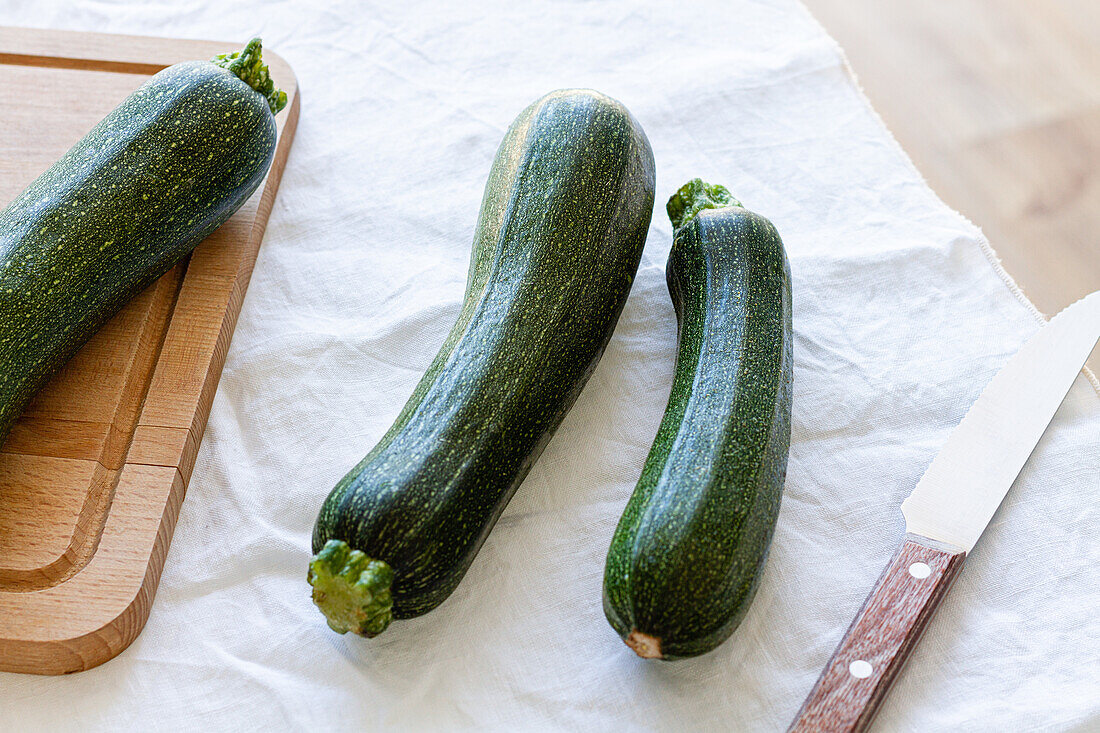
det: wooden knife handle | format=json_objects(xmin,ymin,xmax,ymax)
[{"xmin": 788, "ymin": 533, "xmax": 967, "ymax": 733}]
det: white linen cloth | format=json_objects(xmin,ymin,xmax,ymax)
[{"xmin": 2, "ymin": 1, "xmax": 1098, "ymax": 729}]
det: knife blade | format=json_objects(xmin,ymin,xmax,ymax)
[{"xmin": 789, "ymin": 290, "xmax": 1100, "ymax": 733}]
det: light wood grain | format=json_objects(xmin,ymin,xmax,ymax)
[
  {"xmin": 803, "ymin": 0, "xmax": 1100, "ymax": 376},
  {"xmin": 788, "ymin": 535, "xmax": 967, "ymax": 733},
  {"xmin": 0, "ymin": 27, "xmax": 298, "ymax": 675}
]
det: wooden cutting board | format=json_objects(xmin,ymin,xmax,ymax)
[{"xmin": 0, "ymin": 27, "xmax": 299, "ymax": 675}]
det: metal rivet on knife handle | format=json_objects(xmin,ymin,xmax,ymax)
[
  {"xmin": 848, "ymin": 661, "xmax": 873, "ymax": 679},
  {"xmin": 908, "ymin": 562, "xmax": 931, "ymax": 579}
]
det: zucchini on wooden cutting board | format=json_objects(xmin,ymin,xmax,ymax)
[
  {"xmin": 603, "ymin": 179, "xmax": 793, "ymax": 660},
  {"xmin": 0, "ymin": 29, "xmax": 297, "ymax": 676},
  {"xmin": 0, "ymin": 38, "xmax": 286, "ymax": 445},
  {"xmin": 310, "ymin": 89, "xmax": 656, "ymax": 637}
]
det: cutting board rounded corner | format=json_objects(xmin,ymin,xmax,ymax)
[{"xmin": 0, "ymin": 564, "xmax": 156, "ymax": 676}]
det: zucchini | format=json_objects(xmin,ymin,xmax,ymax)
[
  {"xmin": 602, "ymin": 179, "xmax": 793, "ymax": 660},
  {"xmin": 0, "ymin": 38, "xmax": 286, "ymax": 444},
  {"xmin": 309, "ymin": 89, "xmax": 655, "ymax": 637}
]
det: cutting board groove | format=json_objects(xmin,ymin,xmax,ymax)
[{"xmin": 0, "ymin": 26, "xmax": 298, "ymax": 674}]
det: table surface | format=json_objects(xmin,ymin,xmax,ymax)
[{"xmin": 805, "ymin": 0, "xmax": 1100, "ymax": 367}]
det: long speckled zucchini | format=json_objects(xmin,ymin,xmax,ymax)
[
  {"xmin": 310, "ymin": 89, "xmax": 656, "ymax": 637},
  {"xmin": 603, "ymin": 179, "xmax": 793, "ymax": 660},
  {"xmin": 0, "ymin": 38, "xmax": 285, "ymax": 445}
]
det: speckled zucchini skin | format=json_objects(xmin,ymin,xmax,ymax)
[
  {"xmin": 603, "ymin": 182, "xmax": 792, "ymax": 660},
  {"xmin": 0, "ymin": 51, "xmax": 279, "ymax": 444},
  {"xmin": 313, "ymin": 89, "xmax": 655, "ymax": 621}
]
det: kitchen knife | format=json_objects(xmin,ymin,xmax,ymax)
[{"xmin": 789, "ymin": 290, "xmax": 1100, "ymax": 733}]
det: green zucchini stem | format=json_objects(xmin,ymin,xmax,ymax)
[
  {"xmin": 666, "ymin": 178, "xmax": 742, "ymax": 231},
  {"xmin": 625, "ymin": 630, "xmax": 663, "ymax": 659},
  {"xmin": 308, "ymin": 539, "xmax": 395, "ymax": 637},
  {"xmin": 211, "ymin": 37, "xmax": 288, "ymax": 114}
]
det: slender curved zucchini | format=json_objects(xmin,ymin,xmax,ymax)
[
  {"xmin": 0, "ymin": 38, "xmax": 286, "ymax": 444},
  {"xmin": 310, "ymin": 89, "xmax": 655, "ymax": 637},
  {"xmin": 603, "ymin": 179, "xmax": 793, "ymax": 660}
]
